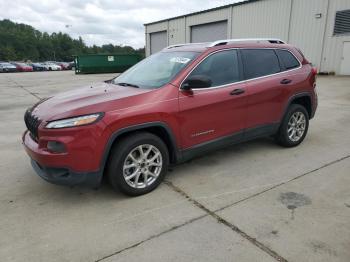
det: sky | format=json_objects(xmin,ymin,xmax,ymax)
[{"xmin": 0, "ymin": 0, "xmax": 242, "ymax": 48}]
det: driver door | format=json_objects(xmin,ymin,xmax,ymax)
[{"xmin": 178, "ymin": 49, "xmax": 248, "ymax": 149}]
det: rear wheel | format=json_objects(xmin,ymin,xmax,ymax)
[
  {"xmin": 106, "ymin": 132, "xmax": 169, "ymax": 196},
  {"xmin": 276, "ymin": 104, "xmax": 309, "ymax": 147}
]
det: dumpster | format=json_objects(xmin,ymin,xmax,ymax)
[{"xmin": 74, "ymin": 54, "xmax": 142, "ymax": 74}]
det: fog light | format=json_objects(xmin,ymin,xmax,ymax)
[{"xmin": 47, "ymin": 141, "xmax": 66, "ymax": 153}]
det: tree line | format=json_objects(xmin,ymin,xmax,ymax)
[{"xmin": 0, "ymin": 19, "xmax": 145, "ymax": 62}]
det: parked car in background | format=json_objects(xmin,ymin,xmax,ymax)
[
  {"xmin": 0, "ymin": 62, "xmax": 17, "ymax": 72},
  {"xmin": 11, "ymin": 62, "xmax": 33, "ymax": 72},
  {"xmin": 22, "ymin": 38, "xmax": 317, "ymax": 196},
  {"xmin": 42, "ymin": 62, "xmax": 62, "ymax": 71},
  {"xmin": 55, "ymin": 62, "xmax": 70, "ymax": 70},
  {"xmin": 68, "ymin": 61, "xmax": 75, "ymax": 70},
  {"xmin": 31, "ymin": 63, "xmax": 46, "ymax": 71}
]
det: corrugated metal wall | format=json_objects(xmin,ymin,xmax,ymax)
[
  {"xmin": 231, "ymin": 0, "xmax": 291, "ymax": 40},
  {"xmin": 168, "ymin": 18, "xmax": 186, "ymax": 46},
  {"xmin": 288, "ymin": 0, "xmax": 328, "ymax": 69},
  {"xmin": 145, "ymin": 0, "xmax": 350, "ymax": 74},
  {"xmin": 321, "ymin": 0, "xmax": 350, "ymax": 73}
]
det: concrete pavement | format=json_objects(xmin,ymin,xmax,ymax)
[{"xmin": 0, "ymin": 71, "xmax": 349, "ymax": 262}]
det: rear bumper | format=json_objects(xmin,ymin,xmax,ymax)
[
  {"xmin": 31, "ymin": 159, "xmax": 102, "ymax": 187},
  {"xmin": 310, "ymin": 88, "xmax": 318, "ymax": 119}
]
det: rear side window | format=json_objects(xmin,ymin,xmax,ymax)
[
  {"xmin": 276, "ymin": 49, "xmax": 300, "ymax": 70},
  {"xmin": 241, "ymin": 49, "xmax": 280, "ymax": 79},
  {"xmin": 189, "ymin": 49, "xmax": 240, "ymax": 87}
]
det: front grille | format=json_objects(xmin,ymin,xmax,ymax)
[{"xmin": 24, "ymin": 110, "xmax": 42, "ymax": 140}]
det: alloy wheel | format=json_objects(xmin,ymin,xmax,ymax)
[
  {"xmin": 287, "ymin": 111, "xmax": 306, "ymax": 142},
  {"xmin": 122, "ymin": 144, "xmax": 163, "ymax": 189}
]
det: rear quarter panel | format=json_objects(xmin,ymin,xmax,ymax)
[{"xmin": 278, "ymin": 63, "xmax": 315, "ymax": 120}]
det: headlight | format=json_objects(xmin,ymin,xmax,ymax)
[{"xmin": 46, "ymin": 113, "xmax": 103, "ymax": 129}]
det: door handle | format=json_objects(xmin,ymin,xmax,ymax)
[
  {"xmin": 230, "ymin": 89, "xmax": 245, "ymax": 96},
  {"xmin": 280, "ymin": 79, "xmax": 292, "ymax": 84}
]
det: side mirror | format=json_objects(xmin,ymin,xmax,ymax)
[{"xmin": 181, "ymin": 75, "xmax": 212, "ymax": 90}]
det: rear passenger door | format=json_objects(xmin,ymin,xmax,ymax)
[{"xmin": 241, "ymin": 48, "xmax": 299, "ymax": 134}]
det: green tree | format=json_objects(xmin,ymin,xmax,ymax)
[{"xmin": 0, "ymin": 19, "xmax": 145, "ymax": 61}]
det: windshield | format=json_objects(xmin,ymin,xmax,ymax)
[{"xmin": 112, "ymin": 51, "xmax": 199, "ymax": 89}]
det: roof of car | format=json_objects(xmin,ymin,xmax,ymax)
[{"xmin": 162, "ymin": 39, "xmax": 294, "ymax": 53}]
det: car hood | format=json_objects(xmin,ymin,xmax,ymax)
[{"xmin": 31, "ymin": 82, "xmax": 152, "ymax": 121}]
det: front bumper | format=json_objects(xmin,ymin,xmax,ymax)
[
  {"xmin": 31, "ymin": 159, "xmax": 101, "ymax": 186},
  {"xmin": 2, "ymin": 68, "xmax": 17, "ymax": 72},
  {"xmin": 22, "ymin": 129, "xmax": 106, "ymax": 187}
]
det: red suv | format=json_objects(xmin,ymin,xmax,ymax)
[{"xmin": 23, "ymin": 39, "xmax": 317, "ymax": 196}]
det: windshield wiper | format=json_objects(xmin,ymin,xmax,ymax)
[{"xmin": 116, "ymin": 82, "xmax": 140, "ymax": 88}]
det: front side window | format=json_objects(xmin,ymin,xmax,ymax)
[
  {"xmin": 276, "ymin": 49, "xmax": 300, "ymax": 70},
  {"xmin": 242, "ymin": 49, "xmax": 281, "ymax": 79},
  {"xmin": 187, "ymin": 49, "xmax": 240, "ymax": 88},
  {"xmin": 113, "ymin": 51, "xmax": 199, "ymax": 89}
]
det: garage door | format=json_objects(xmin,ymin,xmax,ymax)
[
  {"xmin": 150, "ymin": 31, "xmax": 167, "ymax": 54},
  {"xmin": 191, "ymin": 21, "xmax": 227, "ymax": 43}
]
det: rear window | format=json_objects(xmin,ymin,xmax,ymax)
[
  {"xmin": 241, "ymin": 49, "xmax": 280, "ymax": 79},
  {"xmin": 276, "ymin": 49, "xmax": 300, "ymax": 70}
]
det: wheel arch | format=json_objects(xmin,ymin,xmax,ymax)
[
  {"xmin": 100, "ymin": 122, "xmax": 181, "ymax": 175},
  {"xmin": 282, "ymin": 92, "xmax": 313, "ymax": 121}
]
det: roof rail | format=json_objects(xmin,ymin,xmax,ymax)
[
  {"xmin": 163, "ymin": 38, "xmax": 285, "ymax": 50},
  {"xmin": 208, "ymin": 38, "xmax": 286, "ymax": 47},
  {"xmin": 164, "ymin": 42, "xmax": 208, "ymax": 50}
]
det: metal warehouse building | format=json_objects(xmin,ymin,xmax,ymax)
[{"xmin": 144, "ymin": 0, "xmax": 350, "ymax": 75}]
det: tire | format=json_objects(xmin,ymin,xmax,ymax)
[
  {"xmin": 106, "ymin": 132, "xmax": 169, "ymax": 196},
  {"xmin": 276, "ymin": 104, "xmax": 309, "ymax": 147}
]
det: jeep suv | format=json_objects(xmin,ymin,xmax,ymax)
[{"xmin": 23, "ymin": 38, "xmax": 317, "ymax": 196}]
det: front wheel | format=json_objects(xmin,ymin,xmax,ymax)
[
  {"xmin": 106, "ymin": 132, "xmax": 169, "ymax": 196},
  {"xmin": 276, "ymin": 104, "xmax": 309, "ymax": 147}
]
